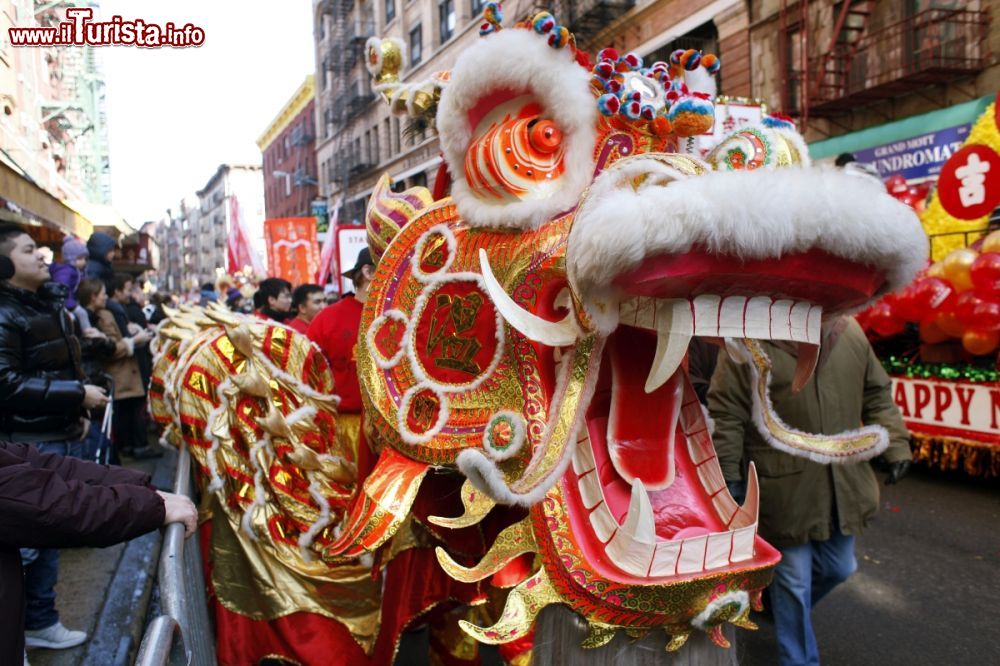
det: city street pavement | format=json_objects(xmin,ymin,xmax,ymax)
[{"xmin": 737, "ymin": 466, "xmax": 1000, "ymax": 666}]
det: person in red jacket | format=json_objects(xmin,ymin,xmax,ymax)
[
  {"xmin": 286, "ymin": 284, "xmax": 324, "ymax": 335},
  {"xmin": 307, "ymin": 249, "xmax": 374, "ymax": 475},
  {"xmin": 0, "ymin": 441, "xmax": 196, "ymax": 663}
]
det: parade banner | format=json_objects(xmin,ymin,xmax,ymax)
[
  {"xmin": 316, "ymin": 197, "xmax": 341, "ymax": 284},
  {"xmin": 265, "ymin": 217, "xmax": 319, "ymax": 285},
  {"xmin": 854, "ymin": 125, "xmax": 970, "ymax": 184},
  {"xmin": 892, "ymin": 376, "xmax": 1000, "ymax": 443},
  {"xmin": 228, "ymin": 195, "xmax": 265, "ymax": 276}
]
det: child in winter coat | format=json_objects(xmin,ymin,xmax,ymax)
[{"xmin": 49, "ymin": 237, "xmax": 94, "ymax": 331}]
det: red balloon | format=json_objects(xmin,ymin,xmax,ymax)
[
  {"xmin": 970, "ymin": 298, "xmax": 1000, "ymax": 332},
  {"xmin": 868, "ymin": 302, "xmax": 905, "ymax": 338},
  {"xmin": 970, "ymin": 252, "xmax": 1000, "ymax": 296},
  {"xmin": 911, "ymin": 277, "xmax": 957, "ymax": 320},
  {"xmin": 935, "ymin": 310, "xmax": 966, "ymax": 337},
  {"xmin": 919, "ymin": 319, "xmax": 950, "ymax": 344},
  {"xmin": 953, "ymin": 291, "xmax": 984, "ymax": 328},
  {"xmin": 892, "ymin": 286, "xmax": 923, "ymax": 322}
]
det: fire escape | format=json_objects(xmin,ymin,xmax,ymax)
[
  {"xmin": 781, "ymin": 0, "xmax": 990, "ymax": 125},
  {"xmin": 322, "ymin": 0, "xmax": 376, "ymax": 224},
  {"xmin": 547, "ymin": 0, "xmax": 637, "ymax": 52}
]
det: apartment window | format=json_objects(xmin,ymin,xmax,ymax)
[
  {"xmin": 373, "ymin": 126, "xmax": 380, "ymax": 164},
  {"xmin": 385, "ymin": 0, "xmax": 395, "ymax": 23},
  {"xmin": 784, "ymin": 26, "xmax": 804, "ymax": 116},
  {"xmin": 409, "ymin": 24, "xmax": 422, "ymax": 66},
  {"xmin": 471, "ymin": 0, "xmax": 486, "ymax": 18},
  {"xmin": 383, "ymin": 119, "xmax": 391, "ymax": 157},
  {"xmin": 364, "ymin": 130, "xmax": 371, "ymax": 165},
  {"xmin": 439, "ymin": 0, "xmax": 455, "ymax": 44},
  {"xmin": 393, "ymin": 117, "xmax": 401, "ymax": 154}
]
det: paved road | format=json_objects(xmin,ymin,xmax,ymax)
[{"xmin": 738, "ymin": 467, "xmax": 1000, "ymax": 666}]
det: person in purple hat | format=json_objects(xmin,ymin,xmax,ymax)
[{"xmin": 49, "ymin": 237, "xmax": 92, "ymax": 331}]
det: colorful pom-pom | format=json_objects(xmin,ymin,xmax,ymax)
[
  {"xmin": 479, "ymin": 22, "xmax": 496, "ymax": 36},
  {"xmin": 604, "ymin": 78, "xmax": 623, "ymax": 94},
  {"xmin": 597, "ymin": 93, "xmax": 621, "ymax": 116},
  {"xmin": 670, "ymin": 49, "xmax": 684, "ymax": 65},
  {"xmin": 640, "ymin": 105, "xmax": 656, "ymax": 121},
  {"xmin": 548, "ymin": 26, "xmax": 570, "ymax": 48},
  {"xmin": 595, "ymin": 60, "xmax": 615, "ymax": 79},
  {"xmin": 650, "ymin": 61, "xmax": 670, "ymax": 77},
  {"xmin": 683, "ymin": 49, "xmax": 701, "ymax": 70},
  {"xmin": 650, "ymin": 116, "xmax": 673, "ymax": 137},
  {"xmin": 762, "ymin": 113, "xmax": 795, "ymax": 130},
  {"xmin": 668, "ymin": 95, "xmax": 715, "ymax": 137},
  {"xmin": 621, "ymin": 99, "xmax": 643, "ymax": 120},
  {"xmin": 702, "ymin": 53, "xmax": 720, "ymax": 74},
  {"xmin": 627, "ymin": 90, "xmax": 642, "ymax": 103},
  {"xmin": 621, "ymin": 52, "xmax": 643, "ymax": 70},
  {"xmin": 484, "ymin": 2, "xmax": 503, "ymax": 23},
  {"xmin": 597, "ymin": 47, "xmax": 619, "ymax": 63},
  {"xmin": 532, "ymin": 12, "xmax": 556, "ymax": 34}
]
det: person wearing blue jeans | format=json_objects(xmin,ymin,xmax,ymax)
[
  {"xmin": 20, "ymin": 440, "xmax": 85, "ymax": 649},
  {"xmin": 709, "ymin": 318, "xmax": 912, "ymax": 665}
]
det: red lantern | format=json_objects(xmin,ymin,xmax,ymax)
[{"xmin": 970, "ymin": 252, "xmax": 1000, "ymax": 297}]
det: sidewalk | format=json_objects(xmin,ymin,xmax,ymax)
[{"xmin": 27, "ymin": 446, "xmax": 176, "ymax": 666}]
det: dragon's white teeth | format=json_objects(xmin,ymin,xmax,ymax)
[
  {"xmin": 650, "ymin": 540, "xmax": 681, "ymax": 577},
  {"xmin": 744, "ymin": 296, "xmax": 773, "ymax": 339},
  {"xmin": 731, "ymin": 525, "xmax": 757, "ymax": 562},
  {"xmin": 769, "ymin": 299, "xmax": 794, "ymax": 340},
  {"xmin": 705, "ymin": 532, "xmax": 735, "ymax": 570},
  {"xmin": 578, "ymin": 470, "xmax": 603, "ymax": 510},
  {"xmin": 696, "ymin": 458, "xmax": 726, "ymax": 497},
  {"xmin": 692, "ymin": 294, "xmax": 722, "ymax": 337},
  {"xmin": 677, "ymin": 534, "xmax": 708, "ymax": 574},
  {"xmin": 731, "ymin": 462, "xmax": 759, "ymax": 529},
  {"xmin": 618, "ymin": 295, "xmax": 822, "ymax": 345},
  {"xmin": 589, "ymin": 501, "xmax": 617, "ymax": 543},
  {"xmin": 718, "ymin": 296, "xmax": 747, "ymax": 338},
  {"xmin": 622, "ymin": 479, "xmax": 656, "ymax": 543},
  {"xmin": 645, "ymin": 300, "xmax": 692, "ymax": 393},
  {"xmin": 572, "ymin": 432, "xmax": 596, "ymax": 475}
]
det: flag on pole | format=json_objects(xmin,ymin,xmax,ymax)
[{"xmin": 316, "ymin": 197, "xmax": 342, "ymax": 284}]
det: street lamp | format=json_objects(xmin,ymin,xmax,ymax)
[{"xmin": 272, "ymin": 170, "xmax": 292, "ymax": 196}]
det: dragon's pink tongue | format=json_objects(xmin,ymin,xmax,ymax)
[{"xmin": 606, "ymin": 328, "xmax": 683, "ymax": 491}]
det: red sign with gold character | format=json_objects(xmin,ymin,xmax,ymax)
[{"xmin": 264, "ymin": 217, "xmax": 320, "ymax": 285}]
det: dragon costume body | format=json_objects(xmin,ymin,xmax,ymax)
[{"xmin": 152, "ymin": 4, "xmax": 926, "ymax": 664}]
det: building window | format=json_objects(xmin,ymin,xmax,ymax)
[
  {"xmin": 439, "ymin": 0, "xmax": 455, "ymax": 44},
  {"xmin": 385, "ymin": 0, "xmax": 395, "ymax": 24},
  {"xmin": 373, "ymin": 126, "xmax": 380, "ymax": 164},
  {"xmin": 384, "ymin": 118, "xmax": 391, "ymax": 157},
  {"xmin": 393, "ymin": 118, "xmax": 401, "ymax": 154},
  {"xmin": 410, "ymin": 24, "xmax": 422, "ymax": 66},
  {"xmin": 784, "ymin": 25, "xmax": 804, "ymax": 116}
]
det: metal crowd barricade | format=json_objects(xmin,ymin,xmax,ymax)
[{"xmin": 136, "ymin": 443, "xmax": 216, "ymax": 665}]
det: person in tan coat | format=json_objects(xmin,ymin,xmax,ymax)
[
  {"xmin": 77, "ymin": 279, "xmax": 151, "ymax": 463},
  {"xmin": 708, "ymin": 316, "xmax": 912, "ymax": 666}
]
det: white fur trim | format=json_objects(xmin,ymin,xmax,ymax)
[
  {"xmin": 241, "ymin": 435, "xmax": 273, "ymax": 540},
  {"xmin": 436, "ymin": 29, "xmax": 597, "ymax": 230},
  {"xmin": 397, "ymin": 383, "xmax": 450, "ymax": 445},
  {"xmin": 285, "ymin": 405, "xmax": 317, "ymax": 426},
  {"xmin": 412, "ymin": 224, "xmax": 457, "ymax": 283},
  {"xmin": 568, "ymin": 165, "xmax": 927, "ymax": 332},
  {"xmin": 748, "ymin": 346, "xmax": 890, "ymax": 464},
  {"xmin": 298, "ymin": 477, "xmax": 332, "ymax": 563},
  {"xmin": 366, "ymin": 309, "xmax": 410, "ymax": 369},
  {"xmin": 691, "ymin": 591, "xmax": 749, "ymax": 631},
  {"xmin": 482, "ymin": 410, "xmax": 526, "ymax": 461},
  {"xmin": 405, "ymin": 271, "xmax": 506, "ymax": 394}
]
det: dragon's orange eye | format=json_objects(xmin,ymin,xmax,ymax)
[{"xmin": 529, "ymin": 120, "xmax": 562, "ymax": 154}]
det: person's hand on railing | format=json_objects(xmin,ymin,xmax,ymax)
[{"xmin": 156, "ymin": 491, "xmax": 197, "ymax": 538}]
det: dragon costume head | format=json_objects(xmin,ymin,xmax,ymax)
[{"xmin": 348, "ymin": 4, "xmax": 927, "ymax": 651}]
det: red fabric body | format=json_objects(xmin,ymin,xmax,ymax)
[
  {"xmin": 199, "ymin": 521, "xmax": 371, "ymax": 666},
  {"xmin": 286, "ymin": 316, "xmax": 310, "ymax": 335},
  {"xmin": 306, "ymin": 296, "xmax": 364, "ymax": 411}
]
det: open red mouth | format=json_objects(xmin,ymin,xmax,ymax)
[{"xmin": 558, "ymin": 248, "xmax": 886, "ymax": 582}]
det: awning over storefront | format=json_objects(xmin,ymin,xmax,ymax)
[
  {"xmin": 809, "ymin": 95, "xmax": 995, "ymax": 161},
  {"xmin": 0, "ymin": 160, "xmax": 94, "ymax": 238}
]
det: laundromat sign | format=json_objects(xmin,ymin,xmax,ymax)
[{"xmin": 856, "ymin": 124, "xmax": 971, "ymax": 183}]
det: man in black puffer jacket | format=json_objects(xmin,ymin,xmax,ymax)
[{"xmin": 0, "ymin": 225, "xmax": 111, "ymax": 653}]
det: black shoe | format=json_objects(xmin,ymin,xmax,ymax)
[{"xmin": 131, "ymin": 446, "xmax": 164, "ymax": 460}]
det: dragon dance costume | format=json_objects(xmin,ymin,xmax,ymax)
[{"xmin": 151, "ymin": 3, "xmax": 926, "ymax": 664}]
